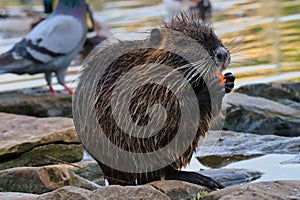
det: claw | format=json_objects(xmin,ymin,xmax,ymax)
[
  {"xmin": 224, "ymin": 72, "xmax": 235, "ymax": 83},
  {"xmin": 222, "ymin": 72, "xmax": 235, "ymax": 93}
]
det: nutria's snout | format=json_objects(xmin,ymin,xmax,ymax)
[{"xmin": 214, "ymin": 46, "xmax": 230, "ymax": 71}]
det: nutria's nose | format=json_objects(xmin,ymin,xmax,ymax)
[{"xmin": 215, "ymin": 47, "xmax": 229, "ymax": 62}]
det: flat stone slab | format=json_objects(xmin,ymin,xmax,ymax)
[
  {"xmin": 90, "ymin": 185, "xmax": 170, "ymax": 200},
  {"xmin": 5, "ymin": 185, "xmax": 170, "ymax": 200},
  {"xmin": 280, "ymin": 154, "xmax": 300, "ymax": 164},
  {"xmin": 196, "ymin": 130, "xmax": 300, "ymax": 167},
  {"xmin": 236, "ymin": 82, "xmax": 300, "ymax": 109},
  {"xmin": 0, "ymin": 166, "xmax": 100, "ymax": 194},
  {"xmin": 45, "ymin": 161, "xmax": 103, "ymax": 182},
  {"xmin": 0, "ymin": 192, "xmax": 38, "ymax": 200},
  {"xmin": 0, "ymin": 113, "xmax": 83, "ymax": 170},
  {"xmin": 0, "ymin": 90, "xmax": 72, "ymax": 117},
  {"xmin": 38, "ymin": 186, "xmax": 92, "ymax": 200},
  {"xmin": 223, "ymin": 93, "xmax": 300, "ymax": 136},
  {"xmin": 203, "ymin": 180, "xmax": 300, "ymax": 200},
  {"xmin": 1, "ymin": 181, "xmax": 299, "ymax": 200},
  {"xmin": 201, "ymin": 168, "xmax": 263, "ymax": 187},
  {"xmin": 149, "ymin": 180, "xmax": 210, "ymax": 200}
]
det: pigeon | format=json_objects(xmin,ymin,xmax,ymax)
[{"xmin": 0, "ymin": 0, "xmax": 87, "ymax": 94}]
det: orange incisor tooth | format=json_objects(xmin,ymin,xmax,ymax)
[{"xmin": 216, "ymin": 73, "xmax": 226, "ymax": 83}]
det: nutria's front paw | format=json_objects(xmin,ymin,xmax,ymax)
[{"xmin": 224, "ymin": 72, "xmax": 235, "ymax": 93}]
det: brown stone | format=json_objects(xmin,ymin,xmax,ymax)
[
  {"xmin": 0, "ymin": 91, "xmax": 72, "ymax": 117},
  {"xmin": 38, "ymin": 186, "xmax": 91, "ymax": 200},
  {"xmin": 0, "ymin": 113, "xmax": 83, "ymax": 170},
  {"xmin": 149, "ymin": 180, "xmax": 210, "ymax": 200},
  {"xmin": 90, "ymin": 185, "xmax": 170, "ymax": 200},
  {"xmin": 0, "ymin": 192, "xmax": 38, "ymax": 200},
  {"xmin": 0, "ymin": 166, "xmax": 100, "ymax": 194},
  {"xmin": 203, "ymin": 180, "xmax": 300, "ymax": 200},
  {"xmin": 224, "ymin": 93, "xmax": 300, "ymax": 136}
]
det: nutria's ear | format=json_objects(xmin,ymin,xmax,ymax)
[{"xmin": 150, "ymin": 28, "xmax": 162, "ymax": 46}]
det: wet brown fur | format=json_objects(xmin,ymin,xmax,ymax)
[{"xmin": 74, "ymin": 14, "xmax": 228, "ymax": 185}]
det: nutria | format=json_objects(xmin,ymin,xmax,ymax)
[{"xmin": 73, "ymin": 14, "xmax": 235, "ymax": 189}]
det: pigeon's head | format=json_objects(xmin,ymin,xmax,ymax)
[{"xmin": 53, "ymin": 0, "xmax": 87, "ymax": 22}]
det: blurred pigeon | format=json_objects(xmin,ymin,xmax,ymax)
[
  {"xmin": 0, "ymin": 0, "xmax": 87, "ymax": 94},
  {"xmin": 34, "ymin": 0, "xmax": 111, "ymax": 58}
]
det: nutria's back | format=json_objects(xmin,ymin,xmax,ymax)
[{"xmin": 73, "ymin": 14, "xmax": 231, "ymax": 186}]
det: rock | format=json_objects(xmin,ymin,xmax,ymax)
[
  {"xmin": 223, "ymin": 93, "xmax": 300, "ymax": 136},
  {"xmin": 0, "ymin": 90, "xmax": 72, "ymax": 117},
  {"xmin": 280, "ymin": 154, "xmax": 300, "ymax": 164},
  {"xmin": 148, "ymin": 180, "xmax": 210, "ymax": 200},
  {"xmin": 203, "ymin": 180, "xmax": 300, "ymax": 200},
  {"xmin": 0, "ymin": 166, "xmax": 100, "ymax": 194},
  {"xmin": 38, "ymin": 186, "xmax": 91, "ymax": 200},
  {"xmin": 236, "ymin": 82, "xmax": 300, "ymax": 109},
  {"xmin": 69, "ymin": 161, "xmax": 103, "ymax": 182},
  {"xmin": 196, "ymin": 130, "xmax": 300, "ymax": 167},
  {"xmin": 0, "ymin": 113, "xmax": 83, "ymax": 170},
  {"xmin": 0, "ymin": 192, "xmax": 38, "ymax": 200},
  {"xmin": 0, "ymin": 187, "xmax": 92, "ymax": 200},
  {"xmin": 0, "ymin": 143, "xmax": 84, "ymax": 170},
  {"xmin": 89, "ymin": 185, "xmax": 170, "ymax": 200},
  {"xmin": 44, "ymin": 162, "xmax": 103, "ymax": 182},
  {"xmin": 0, "ymin": 185, "xmax": 170, "ymax": 200},
  {"xmin": 201, "ymin": 168, "xmax": 263, "ymax": 187}
]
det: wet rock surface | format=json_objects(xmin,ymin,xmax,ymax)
[
  {"xmin": 45, "ymin": 161, "xmax": 104, "ymax": 182},
  {"xmin": 201, "ymin": 168, "xmax": 263, "ymax": 187},
  {"xmin": 68, "ymin": 161, "xmax": 103, "ymax": 182},
  {"xmin": 0, "ymin": 192, "xmax": 38, "ymax": 200},
  {"xmin": 90, "ymin": 185, "xmax": 170, "ymax": 200},
  {"xmin": 148, "ymin": 180, "xmax": 210, "ymax": 200},
  {"xmin": 1, "ymin": 180, "xmax": 299, "ymax": 200},
  {"xmin": 0, "ymin": 90, "xmax": 72, "ymax": 117},
  {"xmin": 223, "ymin": 93, "xmax": 300, "ymax": 136},
  {"xmin": 280, "ymin": 154, "xmax": 300, "ymax": 164},
  {"xmin": 0, "ymin": 166, "xmax": 100, "ymax": 194},
  {"xmin": 197, "ymin": 130, "xmax": 300, "ymax": 167},
  {"xmin": 0, "ymin": 113, "xmax": 83, "ymax": 170},
  {"xmin": 34, "ymin": 185, "xmax": 170, "ymax": 200},
  {"xmin": 236, "ymin": 82, "xmax": 300, "ymax": 109},
  {"xmin": 38, "ymin": 186, "xmax": 92, "ymax": 200},
  {"xmin": 203, "ymin": 180, "xmax": 300, "ymax": 200}
]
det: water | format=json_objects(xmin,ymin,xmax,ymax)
[
  {"xmin": 83, "ymin": 151, "xmax": 300, "ymax": 183},
  {"xmin": 0, "ymin": 0, "xmax": 299, "ymax": 91},
  {"xmin": 185, "ymin": 154, "xmax": 300, "ymax": 182}
]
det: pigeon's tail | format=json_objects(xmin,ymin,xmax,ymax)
[{"xmin": 0, "ymin": 51, "xmax": 31, "ymax": 74}]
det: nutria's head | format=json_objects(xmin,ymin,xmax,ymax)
[{"xmin": 149, "ymin": 14, "xmax": 230, "ymax": 73}]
